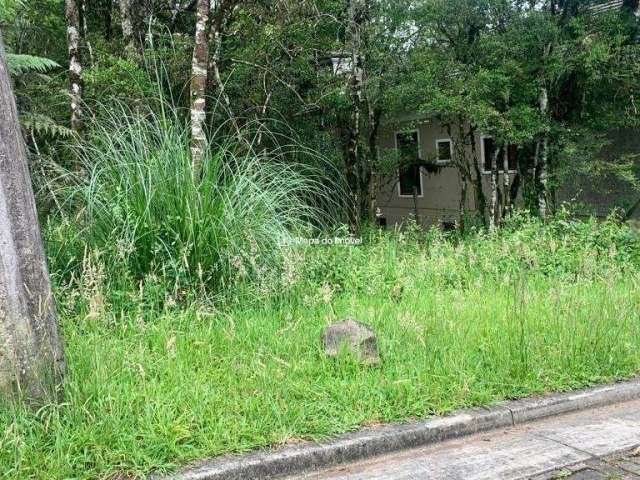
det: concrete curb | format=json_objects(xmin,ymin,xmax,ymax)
[{"xmin": 162, "ymin": 378, "xmax": 640, "ymax": 480}]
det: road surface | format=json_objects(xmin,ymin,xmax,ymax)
[{"xmin": 286, "ymin": 398, "xmax": 640, "ymax": 480}]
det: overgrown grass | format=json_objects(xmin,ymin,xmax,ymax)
[
  {"xmin": 2, "ymin": 215, "xmax": 640, "ymax": 479},
  {"xmin": 46, "ymin": 108, "xmax": 340, "ymax": 306}
]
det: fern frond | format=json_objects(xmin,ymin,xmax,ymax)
[
  {"xmin": 21, "ymin": 113, "xmax": 74, "ymax": 139},
  {"xmin": 7, "ymin": 54, "xmax": 60, "ymax": 76}
]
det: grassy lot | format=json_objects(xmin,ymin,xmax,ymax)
[{"xmin": 2, "ymin": 216, "xmax": 640, "ymax": 479}]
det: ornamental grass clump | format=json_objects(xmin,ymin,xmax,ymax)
[{"xmin": 55, "ymin": 107, "xmax": 340, "ymax": 301}]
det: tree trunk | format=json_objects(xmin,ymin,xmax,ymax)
[
  {"xmin": 447, "ymin": 121, "xmax": 471, "ymax": 233},
  {"xmin": 0, "ymin": 33, "xmax": 65, "ymax": 403},
  {"xmin": 346, "ymin": 0, "xmax": 365, "ymax": 229},
  {"xmin": 510, "ymin": 171, "xmax": 521, "ymax": 208},
  {"xmin": 502, "ymin": 146, "xmax": 511, "ymax": 218},
  {"xmin": 489, "ymin": 147, "xmax": 500, "ymax": 230},
  {"xmin": 537, "ymin": 84, "xmax": 550, "ymax": 219},
  {"xmin": 468, "ymin": 127, "xmax": 487, "ymax": 228},
  {"xmin": 536, "ymin": 41, "xmax": 552, "ymax": 220},
  {"xmin": 170, "ymin": 0, "xmax": 183, "ymax": 31},
  {"xmin": 458, "ymin": 170, "xmax": 467, "ymax": 233},
  {"xmin": 79, "ymin": 0, "xmax": 94, "ymax": 65},
  {"xmin": 366, "ymin": 105, "xmax": 381, "ymax": 221},
  {"xmin": 65, "ymin": 0, "xmax": 83, "ymax": 131},
  {"xmin": 120, "ymin": 0, "xmax": 136, "ymax": 56},
  {"xmin": 190, "ymin": 0, "xmax": 210, "ymax": 172}
]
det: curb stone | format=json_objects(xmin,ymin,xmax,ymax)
[{"xmin": 159, "ymin": 378, "xmax": 640, "ymax": 480}]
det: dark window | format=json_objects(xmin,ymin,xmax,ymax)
[
  {"xmin": 437, "ymin": 139, "xmax": 452, "ymax": 162},
  {"xmin": 483, "ymin": 138, "xmax": 518, "ymax": 172},
  {"xmin": 399, "ymin": 165, "xmax": 422, "ymax": 196},
  {"xmin": 396, "ymin": 131, "xmax": 422, "ymax": 196}
]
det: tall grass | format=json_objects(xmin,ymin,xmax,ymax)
[
  {"xmin": 49, "ymin": 107, "xmax": 341, "ymax": 304},
  {"xmin": 3, "ymin": 218, "xmax": 640, "ymax": 479}
]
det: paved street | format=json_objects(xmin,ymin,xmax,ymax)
[
  {"xmin": 536, "ymin": 449, "xmax": 640, "ymax": 479},
  {"xmin": 287, "ymin": 399, "xmax": 640, "ymax": 480}
]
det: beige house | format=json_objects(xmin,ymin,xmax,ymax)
[
  {"xmin": 375, "ymin": 118, "xmax": 509, "ymax": 228},
  {"xmin": 374, "ymin": 118, "xmax": 640, "ymax": 228}
]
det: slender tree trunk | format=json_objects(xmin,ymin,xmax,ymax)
[
  {"xmin": 366, "ymin": 104, "xmax": 381, "ymax": 222},
  {"xmin": 65, "ymin": 0, "xmax": 83, "ymax": 131},
  {"xmin": 447, "ymin": 121, "xmax": 470, "ymax": 233},
  {"xmin": 346, "ymin": 0, "xmax": 365, "ymax": 229},
  {"xmin": 489, "ymin": 148, "xmax": 500, "ymax": 230},
  {"xmin": 0, "ymin": 33, "xmax": 65, "ymax": 403},
  {"xmin": 120, "ymin": 0, "xmax": 136, "ymax": 56},
  {"xmin": 536, "ymin": 41, "xmax": 552, "ymax": 220},
  {"xmin": 469, "ymin": 127, "xmax": 487, "ymax": 227},
  {"xmin": 458, "ymin": 170, "xmax": 467, "ymax": 233},
  {"xmin": 537, "ymin": 84, "xmax": 550, "ymax": 219},
  {"xmin": 190, "ymin": 0, "xmax": 210, "ymax": 172},
  {"xmin": 345, "ymin": 118, "xmax": 360, "ymax": 228},
  {"xmin": 79, "ymin": 0, "xmax": 94, "ymax": 65},
  {"xmin": 502, "ymin": 147, "xmax": 511, "ymax": 218}
]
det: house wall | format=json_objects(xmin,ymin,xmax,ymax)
[
  {"xmin": 376, "ymin": 121, "xmax": 640, "ymax": 228},
  {"xmin": 376, "ymin": 119, "xmax": 506, "ymax": 228}
]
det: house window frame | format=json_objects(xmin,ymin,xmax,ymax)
[
  {"xmin": 435, "ymin": 137, "xmax": 453, "ymax": 165},
  {"xmin": 480, "ymin": 135, "xmax": 518, "ymax": 175},
  {"xmin": 395, "ymin": 129, "xmax": 424, "ymax": 198}
]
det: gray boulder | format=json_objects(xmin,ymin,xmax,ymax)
[{"xmin": 322, "ymin": 318, "xmax": 381, "ymax": 365}]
